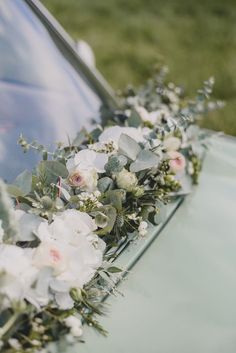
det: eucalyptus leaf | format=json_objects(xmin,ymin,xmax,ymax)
[
  {"xmin": 95, "ymin": 212, "xmax": 108, "ymax": 228},
  {"xmin": 105, "ymin": 189, "xmax": 126, "ymax": 211},
  {"xmin": 97, "ymin": 205, "xmax": 117, "ymax": 235},
  {"xmin": 128, "ymin": 108, "xmax": 143, "ymax": 127},
  {"xmin": 37, "ymin": 161, "xmax": 69, "ymax": 185},
  {"xmin": 118, "ymin": 133, "xmax": 141, "ymax": 160},
  {"xmin": 7, "ymin": 185, "xmax": 24, "ymax": 198},
  {"xmin": 72, "ymin": 129, "xmax": 87, "ymax": 146},
  {"xmin": 97, "ymin": 177, "xmax": 114, "ymax": 193},
  {"xmin": 130, "ymin": 150, "xmax": 159, "ymax": 172},
  {"xmin": 140, "ymin": 205, "xmax": 155, "ymax": 220},
  {"xmin": 13, "ymin": 170, "xmax": 32, "ymax": 196},
  {"xmin": 90, "ymin": 127, "xmax": 102, "ymax": 140},
  {"xmin": 16, "ymin": 212, "xmax": 42, "ymax": 242},
  {"xmin": 104, "ymin": 155, "xmax": 127, "ymax": 174},
  {"xmin": 107, "ymin": 266, "xmax": 122, "ymax": 273}
]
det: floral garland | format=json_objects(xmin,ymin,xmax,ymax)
[{"xmin": 0, "ymin": 69, "xmax": 223, "ymax": 352}]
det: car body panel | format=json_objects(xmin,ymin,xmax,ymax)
[{"xmin": 57, "ymin": 135, "xmax": 236, "ymax": 353}]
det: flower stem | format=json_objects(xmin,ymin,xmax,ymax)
[{"xmin": 0, "ymin": 312, "xmax": 19, "ymax": 339}]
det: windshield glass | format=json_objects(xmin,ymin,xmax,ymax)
[{"xmin": 0, "ymin": 0, "xmax": 104, "ymax": 180}]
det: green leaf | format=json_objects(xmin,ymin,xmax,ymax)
[
  {"xmin": 130, "ymin": 150, "xmax": 159, "ymax": 172},
  {"xmin": 104, "ymin": 155, "xmax": 127, "ymax": 174},
  {"xmin": 37, "ymin": 161, "xmax": 69, "ymax": 185},
  {"xmin": 97, "ymin": 205, "xmax": 117, "ymax": 235},
  {"xmin": 95, "ymin": 212, "xmax": 108, "ymax": 228},
  {"xmin": 105, "ymin": 189, "xmax": 126, "ymax": 211},
  {"xmin": 7, "ymin": 185, "xmax": 24, "ymax": 198},
  {"xmin": 13, "ymin": 170, "xmax": 32, "ymax": 196},
  {"xmin": 107, "ymin": 266, "xmax": 122, "ymax": 273},
  {"xmin": 118, "ymin": 133, "xmax": 141, "ymax": 161},
  {"xmin": 90, "ymin": 127, "xmax": 102, "ymax": 140},
  {"xmin": 97, "ymin": 177, "xmax": 114, "ymax": 193},
  {"xmin": 128, "ymin": 108, "xmax": 143, "ymax": 127},
  {"xmin": 140, "ymin": 205, "xmax": 155, "ymax": 220},
  {"xmin": 72, "ymin": 129, "xmax": 87, "ymax": 146}
]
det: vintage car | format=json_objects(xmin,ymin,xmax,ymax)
[{"xmin": 0, "ymin": 1, "xmax": 236, "ymax": 353}]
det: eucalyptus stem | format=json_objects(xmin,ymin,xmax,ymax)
[{"xmin": 0, "ymin": 312, "xmax": 19, "ymax": 339}]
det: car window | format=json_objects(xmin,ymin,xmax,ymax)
[{"xmin": 0, "ymin": 0, "xmax": 104, "ymax": 181}]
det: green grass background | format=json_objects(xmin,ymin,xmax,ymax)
[{"xmin": 42, "ymin": 0, "xmax": 236, "ymax": 135}]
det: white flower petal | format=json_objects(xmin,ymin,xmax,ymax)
[
  {"xmin": 99, "ymin": 126, "xmax": 145, "ymax": 145},
  {"xmin": 55, "ymin": 292, "xmax": 74, "ymax": 310}
]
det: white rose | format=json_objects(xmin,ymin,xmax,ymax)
[
  {"xmin": 32, "ymin": 210, "xmax": 106, "ymax": 309},
  {"xmin": 68, "ymin": 168, "xmax": 98, "ymax": 192},
  {"xmin": 67, "ymin": 149, "xmax": 108, "ymax": 191},
  {"xmin": 163, "ymin": 136, "xmax": 181, "ymax": 152},
  {"xmin": 116, "ymin": 168, "xmax": 138, "ymax": 192}
]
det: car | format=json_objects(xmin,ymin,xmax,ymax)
[
  {"xmin": 1, "ymin": 1, "xmax": 236, "ymax": 353},
  {"xmin": 0, "ymin": 0, "xmax": 117, "ymax": 181}
]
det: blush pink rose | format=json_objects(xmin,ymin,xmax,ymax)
[
  {"xmin": 168, "ymin": 151, "xmax": 186, "ymax": 173},
  {"xmin": 68, "ymin": 169, "xmax": 98, "ymax": 192}
]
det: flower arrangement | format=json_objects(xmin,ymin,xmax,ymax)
[{"xmin": 0, "ymin": 69, "xmax": 222, "ymax": 352}]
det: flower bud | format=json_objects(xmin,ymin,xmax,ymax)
[
  {"xmin": 41, "ymin": 196, "xmax": 53, "ymax": 210},
  {"xmin": 116, "ymin": 169, "xmax": 138, "ymax": 192}
]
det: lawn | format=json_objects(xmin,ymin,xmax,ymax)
[{"xmin": 42, "ymin": 0, "xmax": 236, "ymax": 136}]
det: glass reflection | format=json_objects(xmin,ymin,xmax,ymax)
[{"xmin": 0, "ymin": 0, "xmax": 102, "ymax": 180}]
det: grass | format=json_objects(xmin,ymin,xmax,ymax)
[{"xmin": 42, "ymin": 0, "xmax": 236, "ymax": 135}]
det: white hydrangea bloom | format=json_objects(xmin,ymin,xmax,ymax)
[
  {"xmin": 0, "ymin": 244, "xmax": 38, "ymax": 309},
  {"xmin": 31, "ymin": 210, "xmax": 106, "ymax": 309}
]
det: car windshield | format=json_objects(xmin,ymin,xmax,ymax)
[{"xmin": 0, "ymin": 0, "xmax": 104, "ymax": 181}]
